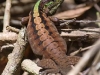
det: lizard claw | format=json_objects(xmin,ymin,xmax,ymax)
[{"xmin": 40, "ymin": 71, "xmax": 48, "ymax": 75}]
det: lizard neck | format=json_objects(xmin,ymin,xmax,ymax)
[{"xmin": 33, "ymin": 0, "xmax": 41, "ymax": 17}]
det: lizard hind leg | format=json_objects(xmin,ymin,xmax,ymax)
[{"xmin": 37, "ymin": 59, "xmax": 60, "ymax": 75}]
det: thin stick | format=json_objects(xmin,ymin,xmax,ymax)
[
  {"xmin": 67, "ymin": 38, "xmax": 100, "ymax": 75},
  {"xmin": 3, "ymin": 0, "xmax": 12, "ymax": 32},
  {"xmin": 94, "ymin": 4, "xmax": 100, "ymax": 12},
  {"xmin": 70, "ymin": 45, "xmax": 93, "ymax": 56},
  {"xmin": 1, "ymin": 27, "xmax": 28, "ymax": 75},
  {"xmin": 6, "ymin": 26, "xmax": 20, "ymax": 33}
]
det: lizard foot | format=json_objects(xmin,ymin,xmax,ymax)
[
  {"xmin": 40, "ymin": 70, "xmax": 60, "ymax": 75},
  {"xmin": 37, "ymin": 59, "xmax": 60, "ymax": 75}
]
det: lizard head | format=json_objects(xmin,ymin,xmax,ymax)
[{"xmin": 40, "ymin": 0, "xmax": 64, "ymax": 15}]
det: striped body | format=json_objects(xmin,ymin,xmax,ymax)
[
  {"xmin": 27, "ymin": 0, "xmax": 67, "ymax": 59},
  {"xmin": 27, "ymin": 0, "xmax": 80, "ymax": 74}
]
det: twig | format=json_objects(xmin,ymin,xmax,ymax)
[
  {"xmin": 10, "ymin": 19, "xmax": 21, "ymax": 26},
  {"xmin": 1, "ymin": 27, "xmax": 28, "ymax": 75},
  {"xmin": 60, "ymin": 31, "xmax": 100, "ymax": 41},
  {"xmin": 22, "ymin": 72, "xmax": 29, "ymax": 75},
  {"xmin": 3, "ymin": 0, "xmax": 12, "ymax": 32},
  {"xmin": 0, "ymin": 32, "xmax": 17, "ymax": 43},
  {"xmin": 61, "ymin": 28, "xmax": 100, "ymax": 33},
  {"xmin": 1, "ymin": 44, "xmax": 14, "ymax": 53},
  {"xmin": 94, "ymin": 4, "xmax": 100, "ymax": 12},
  {"xmin": 67, "ymin": 38, "xmax": 100, "ymax": 75},
  {"xmin": 87, "ymin": 50, "xmax": 100, "ymax": 75},
  {"xmin": 70, "ymin": 45, "xmax": 92, "ymax": 56},
  {"xmin": 92, "ymin": 50, "xmax": 100, "ymax": 66},
  {"xmin": 6, "ymin": 26, "xmax": 20, "ymax": 33},
  {"xmin": 60, "ymin": 19, "xmax": 100, "ymax": 27},
  {"xmin": 21, "ymin": 59, "xmax": 41, "ymax": 75}
]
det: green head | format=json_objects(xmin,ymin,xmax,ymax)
[{"xmin": 40, "ymin": 0, "xmax": 64, "ymax": 15}]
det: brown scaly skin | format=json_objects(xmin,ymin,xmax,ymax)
[
  {"xmin": 26, "ymin": 12, "xmax": 80, "ymax": 75},
  {"xmin": 22, "ymin": 0, "xmax": 80, "ymax": 75}
]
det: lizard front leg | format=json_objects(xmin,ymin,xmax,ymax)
[
  {"xmin": 37, "ymin": 59, "xmax": 60, "ymax": 75},
  {"xmin": 21, "ymin": 16, "xmax": 29, "ymax": 25}
]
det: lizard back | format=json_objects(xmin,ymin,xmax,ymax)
[{"xmin": 27, "ymin": 0, "xmax": 67, "ymax": 57}]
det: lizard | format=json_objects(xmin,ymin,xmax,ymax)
[{"xmin": 22, "ymin": 0, "xmax": 80, "ymax": 75}]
